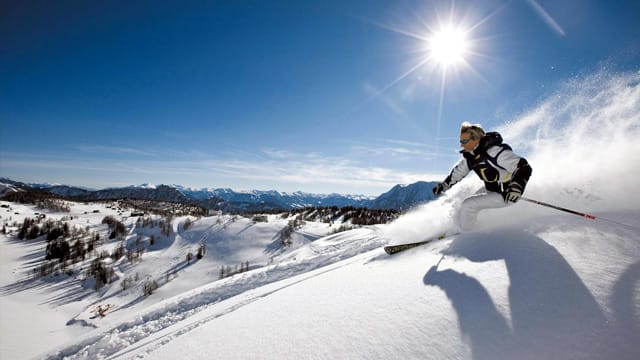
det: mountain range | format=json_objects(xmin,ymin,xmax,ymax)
[{"xmin": 0, "ymin": 178, "xmax": 438, "ymax": 211}]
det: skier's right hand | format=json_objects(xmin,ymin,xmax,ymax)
[{"xmin": 432, "ymin": 182, "xmax": 448, "ymax": 195}]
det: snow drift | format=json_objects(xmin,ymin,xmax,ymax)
[{"xmin": 501, "ymin": 69, "xmax": 640, "ymax": 211}]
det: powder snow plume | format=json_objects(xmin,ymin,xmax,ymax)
[
  {"xmin": 500, "ymin": 68, "xmax": 640, "ymax": 211},
  {"xmin": 385, "ymin": 68, "xmax": 640, "ymax": 243}
]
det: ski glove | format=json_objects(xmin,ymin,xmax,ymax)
[
  {"xmin": 504, "ymin": 183, "xmax": 523, "ymax": 204},
  {"xmin": 432, "ymin": 182, "xmax": 450, "ymax": 195}
]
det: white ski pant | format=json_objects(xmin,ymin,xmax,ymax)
[{"xmin": 458, "ymin": 192, "xmax": 511, "ymax": 231}]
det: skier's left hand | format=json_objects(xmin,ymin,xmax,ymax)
[
  {"xmin": 432, "ymin": 182, "xmax": 450, "ymax": 195},
  {"xmin": 504, "ymin": 183, "xmax": 523, "ymax": 204}
]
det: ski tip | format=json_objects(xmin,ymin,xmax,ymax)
[{"xmin": 383, "ymin": 233, "xmax": 460, "ymax": 255}]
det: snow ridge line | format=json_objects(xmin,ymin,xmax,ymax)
[
  {"xmin": 44, "ymin": 229, "xmax": 386, "ymax": 360},
  {"xmin": 109, "ymin": 250, "xmax": 375, "ymax": 359}
]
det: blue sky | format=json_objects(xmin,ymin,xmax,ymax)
[{"xmin": 1, "ymin": 0, "xmax": 638, "ymax": 195}]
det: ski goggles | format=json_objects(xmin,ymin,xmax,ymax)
[{"xmin": 459, "ymin": 138, "xmax": 473, "ymax": 145}]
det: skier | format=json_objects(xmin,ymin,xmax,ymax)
[{"xmin": 432, "ymin": 122, "xmax": 532, "ymax": 231}]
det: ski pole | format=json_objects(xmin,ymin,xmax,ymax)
[
  {"xmin": 521, "ymin": 197, "xmax": 596, "ymax": 220},
  {"xmin": 521, "ymin": 197, "xmax": 640, "ymax": 230}
]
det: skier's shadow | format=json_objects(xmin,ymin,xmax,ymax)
[{"xmin": 423, "ymin": 230, "xmax": 612, "ymax": 360}]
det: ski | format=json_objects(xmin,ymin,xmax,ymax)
[{"xmin": 384, "ymin": 233, "xmax": 458, "ymax": 255}]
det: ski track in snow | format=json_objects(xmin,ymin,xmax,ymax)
[{"xmin": 44, "ymin": 227, "xmax": 387, "ymax": 360}]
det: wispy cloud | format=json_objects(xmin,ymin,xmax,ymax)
[
  {"xmin": 0, "ymin": 145, "xmax": 446, "ymax": 194},
  {"xmin": 76, "ymin": 145, "xmax": 156, "ymax": 157},
  {"xmin": 349, "ymin": 138, "xmax": 457, "ymax": 161},
  {"xmin": 1, "ymin": 133, "xmax": 457, "ymax": 194},
  {"xmin": 207, "ymin": 155, "xmax": 433, "ymax": 191},
  {"xmin": 352, "ymin": 145, "xmax": 436, "ymax": 159}
]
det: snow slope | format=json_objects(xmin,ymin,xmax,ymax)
[
  {"xmin": 35, "ymin": 209, "xmax": 640, "ymax": 360},
  {"xmin": 1, "ymin": 69, "xmax": 639, "ymax": 359}
]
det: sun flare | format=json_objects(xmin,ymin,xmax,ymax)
[{"xmin": 428, "ymin": 26, "xmax": 469, "ymax": 68}]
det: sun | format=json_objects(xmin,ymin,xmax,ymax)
[{"xmin": 427, "ymin": 25, "xmax": 469, "ymax": 68}]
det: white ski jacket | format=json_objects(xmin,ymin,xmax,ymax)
[{"xmin": 444, "ymin": 132, "xmax": 532, "ymax": 194}]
